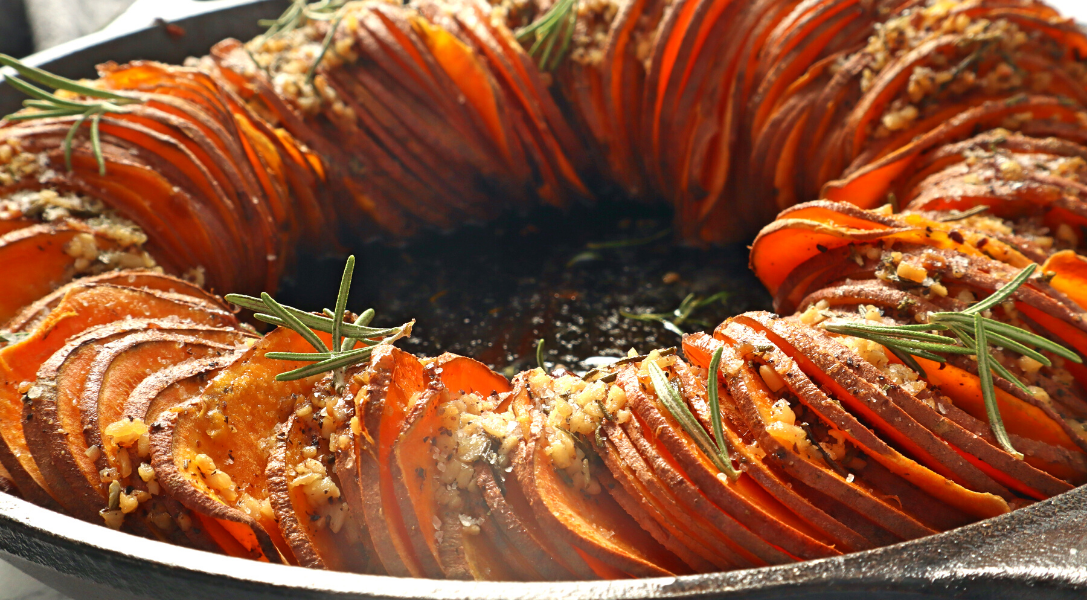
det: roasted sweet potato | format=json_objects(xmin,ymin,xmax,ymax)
[
  {"xmin": 512, "ymin": 370, "xmax": 691, "ymax": 577},
  {"xmin": 150, "ymin": 327, "xmax": 336, "ymax": 563},
  {"xmin": 267, "ymin": 413, "xmax": 375, "ymax": 572},
  {"xmin": 0, "ymin": 283, "xmax": 236, "ymax": 506},
  {"xmin": 350, "ymin": 345, "xmax": 436, "ymax": 577},
  {"xmin": 390, "ymin": 354, "xmax": 513, "ymax": 579}
]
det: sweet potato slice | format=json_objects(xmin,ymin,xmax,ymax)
[
  {"xmin": 667, "ymin": 344, "xmax": 879, "ymax": 551},
  {"xmin": 0, "ymin": 222, "xmax": 129, "ymax": 324},
  {"xmin": 615, "ymin": 360, "xmax": 843, "ymax": 561},
  {"xmin": 3, "ymin": 270, "xmax": 226, "ymax": 334},
  {"xmin": 0, "ymin": 283, "xmax": 236, "ymax": 507},
  {"xmin": 1043, "ymin": 250, "xmax": 1087, "ymax": 311},
  {"xmin": 596, "ymin": 422, "xmax": 742, "ymax": 570},
  {"xmin": 150, "ymin": 327, "xmax": 334, "ymax": 563},
  {"xmin": 390, "ymin": 354, "xmax": 513, "ymax": 579},
  {"xmin": 511, "ymin": 372, "xmax": 688, "ymax": 578},
  {"xmin": 267, "ymin": 414, "xmax": 375, "ymax": 572},
  {"xmin": 352, "ymin": 345, "xmax": 437, "ymax": 577},
  {"xmin": 26, "ymin": 320, "xmax": 244, "ymax": 524},
  {"xmin": 716, "ymin": 338, "xmax": 937, "ymax": 541},
  {"xmin": 81, "ymin": 329, "xmax": 250, "ymax": 520},
  {"xmin": 791, "ymin": 282, "xmax": 1078, "ymax": 498},
  {"xmin": 473, "ymin": 463, "xmax": 585, "ymax": 580},
  {"xmin": 727, "ymin": 315, "xmax": 1013, "ymax": 519}
]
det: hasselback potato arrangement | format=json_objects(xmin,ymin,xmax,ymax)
[{"xmin": 2, "ymin": 0, "xmax": 1087, "ymax": 580}]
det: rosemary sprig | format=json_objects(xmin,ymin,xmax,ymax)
[
  {"xmin": 937, "ymin": 205, "xmax": 988, "ymax": 222},
  {"xmin": 305, "ymin": 10, "xmax": 346, "ymax": 85},
  {"xmin": 536, "ymin": 338, "xmax": 546, "ymax": 370},
  {"xmin": 824, "ymin": 264, "xmax": 1082, "ymax": 459},
  {"xmin": 621, "ymin": 291, "xmax": 729, "ymax": 335},
  {"xmin": 706, "ymin": 347, "xmax": 741, "ymax": 480},
  {"xmin": 225, "ymin": 256, "xmax": 413, "ymax": 390},
  {"xmin": 257, "ymin": 0, "xmax": 346, "ymax": 42},
  {"xmin": 0, "ymin": 54, "xmax": 142, "ymax": 175},
  {"xmin": 514, "ymin": 0, "xmax": 578, "ymax": 71},
  {"xmin": 648, "ymin": 360, "xmax": 738, "ymax": 478}
]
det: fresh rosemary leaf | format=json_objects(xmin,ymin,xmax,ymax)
[
  {"xmin": 226, "ymin": 294, "xmax": 400, "ymax": 338},
  {"xmin": 707, "ymin": 347, "xmax": 740, "ymax": 481},
  {"xmin": 330, "ymin": 255, "xmax": 355, "ymax": 353},
  {"xmin": 586, "ymin": 228, "xmax": 671, "ymax": 250},
  {"xmin": 341, "ymin": 309, "xmax": 375, "ymax": 352},
  {"xmin": 963, "ymin": 264, "xmax": 1036, "ymax": 315},
  {"xmin": 821, "ymin": 322, "xmax": 951, "ymax": 343},
  {"xmin": 536, "ymin": 339, "xmax": 546, "ymax": 370},
  {"xmin": 647, "ymin": 361, "xmax": 732, "ymax": 476},
  {"xmin": 984, "ymin": 330, "xmax": 1052, "ymax": 367},
  {"xmin": 306, "ymin": 11, "xmax": 345, "ymax": 85},
  {"xmin": 974, "ymin": 313, "xmax": 1022, "ymax": 458},
  {"xmin": 937, "ymin": 205, "xmax": 989, "ymax": 222},
  {"xmin": 260, "ymin": 292, "xmax": 329, "ymax": 353},
  {"xmin": 0, "ymin": 54, "xmax": 134, "ymax": 102},
  {"xmin": 515, "ymin": 0, "xmax": 578, "ymax": 71},
  {"xmin": 887, "ymin": 346, "xmax": 928, "ymax": 378},
  {"xmin": 275, "ymin": 325, "xmax": 410, "ymax": 382},
  {"xmin": 228, "ymin": 257, "xmax": 412, "ymax": 388},
  {"xmin": 0, "ymin": 54, "xmax": 142, "ymax": 175}
]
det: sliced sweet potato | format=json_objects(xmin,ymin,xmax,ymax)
[
  {"xmin": 715, "ymin": 335, "xmax": 938, "ymax": 541},
  {"xmin": 390, "ymin": 354, "xmax": 513, "ymax": 579},
  {"xmin": 0, "ymin": 222, "xmax": 128, "ymax": 324},
  {"xmin": 150, "ymin": 327, "xmax": 335, "ymax": 564},
  {"xmin": 615, "ymin": 361, "xmax": 845, "ymax": 561},
  {"xmin": 81, "ymin": 329, "xmax": 250, "ymax": 518},
  {"xmin": 352, "ymin": 345, "xmax": 437, "ymax": 577},
  {"xmin": 2, "ymin": 270, "xmax": 227, "ymax": 334},
  {"xmin": 473, "ymin": 463, "xmax": 586, "ymax": 579},
  {"xmin": 267, "ymin": 413, "xmax": 375, "ymax": 572},
  {"xmin": 25, "ymin": 320, "xmax": 244, "ymax": 523},
  {"xmin": 511, "ymin": 371, "xmax": 690, "ymax": 578},
  {"xmin": 792, "ymin": 282, "xmax": 1080, "ymax": 498},
  {"xmin": 0, "ymin": 283, "xmax": 236, "ymax": 507},
  {"xmin": 667, "ymin": 344, "xmax": 880, "ymax": 551},
  {"xmin": 596, "ymin": 421, "xmax": 746, "ymax": 570},
  {"xmin": 1043, "ymin": 250, "xmax": 1087, "ymax": 311}
]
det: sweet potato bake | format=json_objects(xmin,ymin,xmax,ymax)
[{"xmin": 2, "ymin": 0, "xmax": 1087, "ymax": 580}]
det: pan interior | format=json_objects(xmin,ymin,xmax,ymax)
[{"xmin": 278, "ymin": 201, "xmax": 770, "ymax": 375}]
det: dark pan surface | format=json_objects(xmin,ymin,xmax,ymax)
[{"xmin": 1, "ymin": 1, "xmax": 1087, "ymax": 598}]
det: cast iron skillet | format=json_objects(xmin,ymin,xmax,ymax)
[{"xmin": 1, "ymin": 1, "xmax": 1086, "ymax": 598}]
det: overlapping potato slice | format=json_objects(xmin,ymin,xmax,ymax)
[
  {"xmin": 510, "ymin": 369, "xmax": 689, "ymax": 577},
  {"xmin": 0, "ymin": 281, "xmax": 237, "ymax": 506},
  {"xmin": 24, "ymin": 320, "xmax": 248, "ymax": 524},
  {"xmin": 267, "ymin": 413, "xmax": 377, "ymax": 572},
  {"xmin": 150, "ymin": 327, "xmax": 337, "ymax": 563}
]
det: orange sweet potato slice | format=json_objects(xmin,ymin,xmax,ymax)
[
  {"xmin": 790, "ymin": 282, "xmax": 1079, "ymax": 498},
  {"xmin": 596, "ymin": 422, "xmax": 743, "ymax": 570},
  {"xmin": 25, "ymin": 320, "xmax": 244, "ymax": 523},
  {"xmin": 391, "ymin": 354, "xmax": 512, "ymax": 579},
  {"xmin": 82, "ymin": 329, "xmax": 250, "ymax": 518},
  {"xmin": 0, "ymin": 222, "xmax": 128, "ymax": 324},
  {"xmin": 511, "ymin": 372, "xmax": 689, "ymax": 578},
  {"xmin": 728, "ymin": 315, "xmax": 1014, "ymax": 518},
  {"xmin": 0, "ymin": 283, "xmax": 236, "ymax": 507},
  {"xmin": 681, "ymin": 332, "xmax": 903, "ymax": 549},
  {"xmin": 267, "ymin": 413, "xmax": 375, "ymax": 572},
  {"xmin": 1043, "ymin": 250, "xmax": 1087, "ymax": 311},
  {"xmin": 352, "ymin": 345, "xmax": 438, "ymax": 577},
  {"xmin": 150, "ymin": 327, "xmax": 335, "ymax": 563},
  {"xmin": 715, "ymin": 336, "xmax": 938, "ymax": 541},
  {"xmin": 3, "ymin": 270, "xmax": 227, "ymax": 334},
  {"xmin": 473, "ymin": 463, "xmax": 585, "ymax": 580}
]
